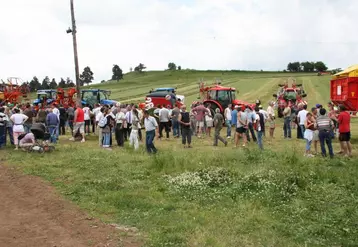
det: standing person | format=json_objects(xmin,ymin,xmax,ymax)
[
  {"xmin": 189, "ymin": 105, "xmax": 197, "ymax": 136},
  {"xmin": 171, "ymin": 104, "xmax": 180, "ymax": 138},
  {"xmin": 0, "ymin": 107, "xmax": 6, "ymax": 148},
  {"xmin": 178, "ymin": 105, "xmax": 192, "ymax": 148},
  {"xmin": 115, "ymin": 105, "xmax": 126, "ymax": 147},
  {"xmin": 311, "ymin": 107, "xmax": 319, "ymax": 154},
  {"xmin": 101, "ymin": 108, "xmax": 114, "ymax": 150},
  {"xmin": 67, "ymin": 105, "xmax": 75, "ymax": 133},
  {"xmin": 254, "ymin": 106, "xmax": 265, "ymax": 150},
  {"xmin": 235, "ymin": 106, "xmax": 248, "ymax": 147},
  {"xmin": 83, "ymin": 104, "xmax": 92, "ymax": 135},
  {"xmin": 158, "ymin": 104, "xmax": 170, "ymax": 139},
  {"xmin": 4, "ymin": 107, "xmax": 14, "ymax": 146},
  {"xmin": 36, "ymin": 107, "xmax": 47, "ymax": 124},
  {"xmin": 51, "ymin": 104, "xmax": 60, "ymax": 140},
  {"xmin": 282, "ymin": 102, "xmax": 292, "ymax": 139},
  {"xmin": 70, "ymin": 103, "xmax": 85, "ymax": 143},
  {"xmin": 304, "ymin": 112, "xmax": 315, "ymax": 157},
  {"xmin": 338, "ymin": 105, "xmax": 352, "ymax": 157},
  {"xmin": 245, "ymin": 106, "xmax": 257, "ymax": 142},
  {"xmin": 59, "ymin": 105, "xmax": 67, "ymax": 135},
  {"xmin": 297, "ymin": 104, "xmax": 308, "ymax": 139},
  {"xmin": 46, "ymin": 108, "xmax": 60, "ymax": 144},
  {"xmin": 92, "ymin": 104, "xmax": 101, "ymax": 135},
  {"xmin": 125, "ymin": 105, "xmax": 133, "ymax": 140},
  {"xmin": 23, "ymin": 104, "xmax": 34, "ymax": 133},
  {"xmin": 144, "ymin": 110, "xmax": 158, "ymax": 154},
  {"xmin": 96, "ymin": 107, "xmax": 105, "ymax": 146},
  {"xmin": 135, "ymin": 105, "xmax": 144, "ymax": 142},
  {"xmin": 328, "ymin": 102, "xmax": 338, "ymax": 136},
  {"xmin": 267, "ymin": 101, "xmax": 275, "ymax": 140},
  {"xmin": 213, "ymin": 108, "xmax": 228, "ymax": 147},
  {"xmin": 224, "ymin": 104, "xmax": 232, "ymax": 139},
  {"xmin": 231, "ymin": 105, "xmax": 238, "ymax": 130},
  {"xmin": 316, "ymin": 108, "xmax": 334, "ymax": 158},
  {"xmin": 205, "ymin": 104, "xmax": 214, "ymax": 137},
  {"xmin": 192, "ymin": 103, "xmax": 209, "ymax": 138},
  {"xmin": 129, "ymin": 109, "xmax": 140, "ymax": 150},
  {"xmin": 10, "ymin": 108, "xmax": 28, "ymax": 150}
]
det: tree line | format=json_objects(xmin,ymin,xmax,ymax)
[{"xmin": 286, "ymin": 61, "xmax": 328, "ymax": 72}]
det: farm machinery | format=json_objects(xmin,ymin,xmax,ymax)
[
  {"xmin": 273, "ymin": 79, "xmax": 307, "ymax": 118},
  {"xmin": 330, "ymin": 64, "xmax": 358, "ymax": 112},
  {"xmin": 0, "ymin": 77, "xmax": 29, "ymax": 106},
  {"xmin": 139, "ymin": 87, "xmax": 185, "ymax": 110}
]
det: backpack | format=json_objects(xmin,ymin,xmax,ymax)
[{"xmin": 98, "ymin": 116, "xmax": 108, "ymax": 128}]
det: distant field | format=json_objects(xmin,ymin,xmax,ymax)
[{"xmin": 7, "ymin": 71, "xmax": 358, "ymax": 247}]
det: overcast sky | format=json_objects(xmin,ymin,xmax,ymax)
[{"xmin": 1, "ymin": 0, "xmax": 357, "ymax": 83}]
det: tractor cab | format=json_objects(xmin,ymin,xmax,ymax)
[
  {"xmin": 33, "ymin": 90, "xmax": 57, "ymax": 105},
  {"xmin": 206, "ymin": 86, "xmax": 236, "ymax": 110},
  {"xmin": 81, "ymin": 89, "xmax": 117, "ymax": 107}
]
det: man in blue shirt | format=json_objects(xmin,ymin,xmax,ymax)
[
  {"xmin": 46, "ymin": 108, "xmax": 59, "ymax": 143},
  {"xmin": 231, "ymin": 105, "xmax": 239, "ymax": 128},
  {"xmin": 245, "ymin": 106, "xmax": 257, "ymax": 142}
]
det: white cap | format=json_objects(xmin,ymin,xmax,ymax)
[{"xmin": 234, "ymin": 105, "xmax": 239, "ymax": 108}]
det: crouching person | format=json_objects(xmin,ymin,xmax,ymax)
[{"xmin": 18, "ymin": 133, "xmax": 35, "ymax": 150}]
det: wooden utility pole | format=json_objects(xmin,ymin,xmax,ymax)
[{"xmin": 70, "ymin": 0, "xmax": 81, "ymax": 106}]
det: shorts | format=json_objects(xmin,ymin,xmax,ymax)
[
  {"xmin": 269, "ymin": 120, "xmax": 275, "ymax": 129},
  {"xmin": 73, "ymin": 122, "xmax": 85, "ymax": 134},
  {"xmin": 196, "ymin": 121, "xmax": 204, "ymax": 128},
  {"xmin": 339, "ymin": 132, "xmax": 351, "ymax": 142},
  {"xmin": 312, "ymin": 130, "xmax": 319, "ymax": 141},
  {"xmin": 236, "ymin": 127, "xmax": 246, "ymax": 134}
]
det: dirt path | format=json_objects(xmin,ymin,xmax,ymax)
[{"xmin": 0, "ymin": 165, "xmax": 142, "ymax": 247}]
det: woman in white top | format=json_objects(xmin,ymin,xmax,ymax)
[
  {"xmin": 10, "ymin": 108, "xmax": 29, "ymax": 150},
  {"xmin": 267, "ymin": 101, "xmax": 276, "ymax": 140},
  {"xmin": 83, "ymin": 104, "xmax": 92, "ymax": 135},
  {"xmin": 205, "ymin": 104, "xmax": 213, "ymax": 137},
  {"xmin": 129, "ymin": 109, "xmax": 140, "ymax": 150}
]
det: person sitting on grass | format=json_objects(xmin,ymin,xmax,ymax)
[{"xmin": 18, "ymin": 132, "xmax": 35, "ymax": 150}]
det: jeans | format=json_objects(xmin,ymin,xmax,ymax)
[
  {"xmin": 48, "ymin": 126, "xmax": 57, "ymax": 144},
  {"xmin": 5, "ymin": 126, "xmax": 14, "ymax": 145},
  {"xmin": 225, "ymin": 120, "xmax": 232, "ymax": 137},
  {"xmin": 0, "ymin": 126, "xmax": 5, "ymax": 148},
  {"xmin": 213, "ymin": 128, "xmax": 226, "ymax": 146},
  {"xmin": 172, "ymin": 119, "xmax": 180, "ymax": 137},
  {"xmin": 283, "ymin": 118, "xmax": 291, "ymax": 138},
  {"xmin": 146, "ymin": 130, "xmax": 157, "ymax": 153},
  {"xmin": 103, "ymin": 132, "xmax": 111, "ymax": 147},
  {"xmin": 305, "ymin": 139, "xmax": 312, "ymax": 151},
  {"xmin": 257, "ymin": 130, "xmax": 264, "ymax": 150},
  {"xmin": 319, "ymin": 130, "xmax": 334, "ymax": 157},
  {"xmin": 246, "ymin": 122, "xmax": 257, "ymax": 142},
  {"xmin": 299, "ymin": 125, "xmax": 305, "ymax": 139},
  {"xmin": 24, "ymin": 124, "xmax": 32, "ymax": 134},
  {"xmin": 159, "ymin": 122, "xmax": 170, "ymax": 138},
  {"xmin": 115, "ymin": 123, "xmax": 125, "ymax": 147},
  {"xmin": 181, "ymin": 127, "xmax": 191, "ymax": 145}
]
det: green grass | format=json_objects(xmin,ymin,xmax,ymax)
[{"xmin": 5, "ymin": 71, "xmax": 358, "ymax": 246}]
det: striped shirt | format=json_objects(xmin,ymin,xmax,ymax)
[{"xmin": 316, "ymin": 115, "xmax": 333, "ymax": 131}]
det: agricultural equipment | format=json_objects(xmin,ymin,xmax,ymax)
[
  {"xmin": 140, "ymin": 87, "xmax": 185, "ymax": 110},
  {"xmin": 81, "ymin": 89, "xmax": 117, "ymax": 107},
  {"xmin": 0, "ymin": 77, "xmax": 29, "ymax": 106},
  {"xmin": 330, "ymin": 64, "xmax": 358, "ymax": 112},
  {"xmin": 273, "ymin": 80, "xmax": 307, "ymax": 118},
  {"xmin": 197, "ymin": 81, "xmax": 251, "ymax": 113},
  {"xmin": 33, "ymin": 90, "xmax": 58, "ymax": 106}
]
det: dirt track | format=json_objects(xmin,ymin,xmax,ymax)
[{"xmin": 0, "ymin": 165, "xmax": 141, "ymax": 247}]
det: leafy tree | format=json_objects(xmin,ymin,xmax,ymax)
[
  {"xmin": 41, "ymin": 76, "xmax": 50, "ymax": 89},
  {"xmin": 49, "ymin": 78, "xmax": 57, "ymax": 89},
  {"xmin": 134, "ymin": 63, "xmax": 146, "ymax": 72},
  {"xmin": 29, "ymin": 76, "xmax": 41, "ymax": 92},
  {"xmin": 66, "ymin": 77, "xmax": 75, "ymax": 87},
  {"xmin": 80, "ymin": 66, "xmax": 94, "ymax": 86},
  {"xmin": 314, "ymin": 61, "xmax": 328, "ymax": 72},
  {"xmin": 168, "ymin": 62, "xmax": 177, "ymax": 71},
  {"xmin": 178, "ymin": 66, "xmax": 182, "ymax": 71},
  {"xmin": 301, "ymin": 61, "xmax": 315, "ymax": 72},
  {"xmin": 287, "ymin": 62, "xmax": 301, "ymax": 72},
  {"xmin": 58, "ymin": 78, "xmax": 66, "ymax": 88},
  {"xmin": 112, "ymin": 64, "xmax": 123, "ymax": 82}
]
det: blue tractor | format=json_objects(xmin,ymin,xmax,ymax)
[{"xmin": 81, "ymin": 89, "xmax": 118, "ymax": 107}]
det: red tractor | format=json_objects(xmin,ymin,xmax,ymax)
[
  {"xmin": 197, "ymin": 82, "xmax": 252, "ymax": 112},
  {"xmin": 273, "ymin": 82, "xmax": 307, "ymax": 118},
  {"xmin": 0, "ymin": 77, "xmax": 29, "ymax": 106},
  {"xmin": 139, "ymin": 87, "xmax": 184, "ymax": 110}
]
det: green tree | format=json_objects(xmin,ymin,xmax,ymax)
[
  {"xmin": 80, "ymin": 66, "xmax": 94, "ymax": 86},
  {"xmin": 168, "ymin": 62, "xmax": 177, "ymax": 71},
  {"xmin": 287, "ymin": 62, "xmax": 301, "ymax": 72},
  {"xmin": 301, "ymin": 61, "xmax": 315, "ymax": 72},
  {"xmin": 112, "ymin": 64, "xmax": 123, "ymax": 82},
  {"xmin": 41, "ymin": 76, "xmax": 50, "ymax": 89},
  {"xmin": 29, "ymin": 76, "xmax": 41, "ymax": 92},
  {"xmin": 314, "ymin": 61, "xmax": 328, "ymax": 72},
  {"xmin": 49, "ymin": 78, "xmax": 57, "ymax": 89},
  {"xmin": 134, "ymin": 63, "xmax": 146, "ymax": 72},
  {"xmin": 66, "ymin": 77, "xmax": 75, "ymax": 87},
  {"xmin": 178, "ymin": 66, "xmax": 182, "ymax": 71},
  {"xmin": 58, "ymin": 78, "xmax": 66, "ymax": 88}
]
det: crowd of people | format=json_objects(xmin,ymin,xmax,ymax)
[{"xmin": 0, "ymin": 100, "xmax": 354, "ymax": 157}]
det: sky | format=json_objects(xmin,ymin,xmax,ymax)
[{"xmin": 1, "ymin": 0, "xmax": 358, "ymax": 83}]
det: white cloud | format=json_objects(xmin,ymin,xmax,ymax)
[{"xmin": 1, "ymin": 0, "xmax": 357, "ymax": 82}]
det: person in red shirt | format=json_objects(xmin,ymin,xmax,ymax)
[
  {"xmin": 69, "ymin": 103, "xmax": 85, "ymax": 143},
  {"xmin": 338, "ymin": 105, "xmax": 352, "ymax": 157}
]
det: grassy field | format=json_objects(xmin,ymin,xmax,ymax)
[{"xmin": 4, "ymin": 71, "xmax": 358, "ymax": 246}]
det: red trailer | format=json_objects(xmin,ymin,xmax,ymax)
[{"xmin": 330, "ymin": 65, "xmax": 358, "ymax": 111}]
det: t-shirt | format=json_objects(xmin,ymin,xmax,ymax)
[
  {"xmin": 83, "ymin": 107, "xmax": 91, "ymax": 120},
  {"xmin": 144, "ymin": 116, "xmax": 158, "ymax": 131},
  {"xmin": 193, "ymin": 105, "xmax": 208, "ymax": 121},
  {"xmin": 225, "ymin": 108, "xmax": 232, "ymax": 121},
  {"xmin": 237, "ymin": 111, "xmax": 248, "ymax": 128},
  {"xmin": 159, "ymin": 108, "xmax": 170, "ymax": 122},
  {"xmin": 231, "ymin": 109, "xmax": 238, "ymax": 126},
  {"xmin": 214, "ymin": 113, "xmax": 224, "ymax": 130},
  {"xmin": 267, "ymin": 106, "xmax": 275, "ymax": 118},
  {"xmin": 11, "ymin": 113, "xmax": 28, "ymax": 133},
  {"xmin": 316, "ymin": 115, "xmax": 333, "ymax": 131},
  {"xmin": 67, "ymin": 107, "xmax": 75, "ymax": 116},
  {"xmin": 338, "ymin": 111, "xmax": 350, "ymax": 133},
  {"xmin": 23, "ymin": 109, "xmax": 33, "ymax": 124},
  {"xmin": 283, "ymin": 107, "xmax": 291, "ymax": 118},
  {"xmin": 75, "ymin": 108, "xmax": 85, "ymax": 123},
  {"xmin": 115, "ymin": 111, "xmax": 126, "ymax": 124},
  {"xmin": 297, "ymin": 109, "xmax": 308, "ymax": 125},
  {"xmin": 171, "ymin": 108, "xmax": 180, "ymax": 121}
]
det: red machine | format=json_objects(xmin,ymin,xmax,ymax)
[
  {"xmin": 198, "ymin": 82, "xmax": 252, "ymax": 112},
  {"xmin": 0, "ymin": 77, "xmax": 29, "ymax": 106},
  {"xmin": 330, "ymin": 65, "xmax": 358, "ymax": 111},
  {"xmin": 273, "ymin": 81, "xmax": 307, "ymax": 118},
  {"xmin": 139, "ymin": 88, "xmax": 184, "ymax": 110},
  {"xmin": 56, "ymin": 88, "xmax": 77, "ymax": 108}
]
